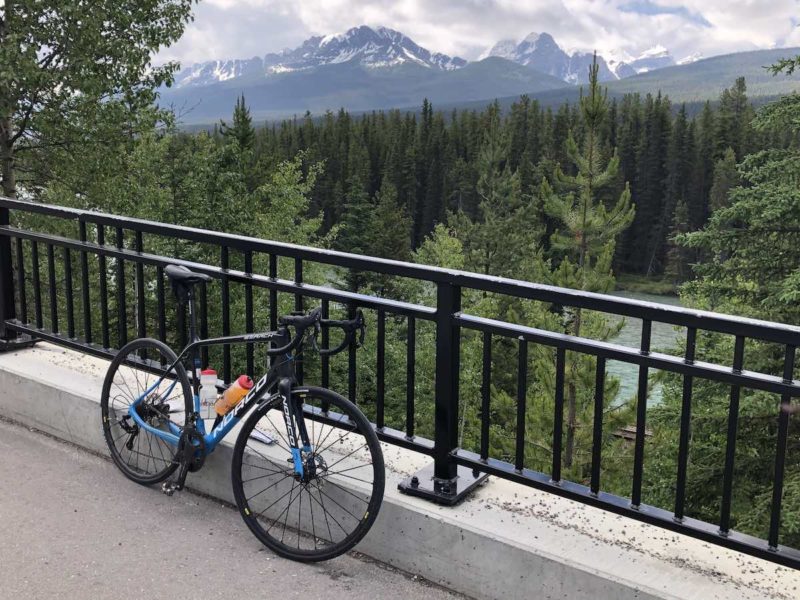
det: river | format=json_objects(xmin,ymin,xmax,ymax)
[{"xmin": 607, "ymin": 290, "xmax": 684, "ymax": 406}]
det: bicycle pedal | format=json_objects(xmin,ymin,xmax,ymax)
[{"xmin": 161, "ymin": 481, "xmax": 177, "ymax": 496}]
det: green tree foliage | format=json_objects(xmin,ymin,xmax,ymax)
[
  {"xmin": 539, "ymin": 56, "xmax": 635, "ymax": 472},
  {"xmin": 647, "ymin": 55, "xmax": 800, "ymax": 547},
  {"xmin": 450, "ymin": 102, "xmax": 542, "ymax": 281},
  {"xmin": 708, "ymin": 147, "xmax": 738, "ymax": 213},
  {"xmin": 0, "ymin": 0, "xmax": 195, "ymax": 199}
]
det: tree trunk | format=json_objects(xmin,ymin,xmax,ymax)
[
  {"xmin": 0, "ymin": 120, "xmax": 16, "ymax": 199},
  {"xmin": 564, "ymin": 307, "xmax": 582, "ymax": 469}
]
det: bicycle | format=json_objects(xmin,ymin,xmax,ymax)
[{"xmin": 100, "ymin": 264, "xmax": 384, "ymax": 562}]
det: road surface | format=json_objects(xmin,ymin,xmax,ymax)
[{"xmin": 0, "ymin": 418, "xmax": 464, "ymax": 600}]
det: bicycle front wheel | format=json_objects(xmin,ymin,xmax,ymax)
[{"xmin": 231, "ymin": 386, "xmax": 384, "ymax": 562}]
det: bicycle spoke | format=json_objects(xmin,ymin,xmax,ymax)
[
  {"xmin": 325, "ymin": 463, "xmax": 373, "ymax": 477},
  {"xmin": 319, "ymin": 476, "xmax": 369, "ymax": 505},
  {"xmin": 314, "ymin": 484, "xmax": 363, "ymax": 522},
  {"xmin": 323, "ymin": 442, "xmax": 369, "ymax": 472},
  {"xmin": 308, "ymin": 480, "xmax": 350, "ymax": 535}
]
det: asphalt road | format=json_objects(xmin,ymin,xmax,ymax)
[{"xmin": 0, "ymin": 418, "xmax": 465, "ymax": 600}]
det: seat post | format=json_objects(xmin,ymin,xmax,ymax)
[
  {"xmin": 187, "ymin": 287, "xmax": 199, "ymax": 344},
  {"xmin": 187, "ymin": 287, "xmax": 201, "ymax": 398}
]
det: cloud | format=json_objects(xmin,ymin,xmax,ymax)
[{"xmin": 157, "ymin": 0, "xmax": 800, "ymax": 67}]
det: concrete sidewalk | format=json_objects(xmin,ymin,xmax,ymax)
[{"xmin": 0, "ymin": 418, "xmax": 464, "ymax": 600}]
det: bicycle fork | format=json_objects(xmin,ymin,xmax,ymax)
[{"xmin": 279, "ymin": 378, "xmax": 312, "ymax": 480}]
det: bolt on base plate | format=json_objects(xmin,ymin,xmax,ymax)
[{"xmin": 398, "ymin": 463, "xmax": 489, "ymax": 506}]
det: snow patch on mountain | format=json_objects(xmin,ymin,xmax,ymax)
[
  {"xmin": 174, "ymin": 25, "xmax": 467, "ymax": 89},
  {"xmin": 485, "ymin": 33, "xmax": 679, "ymax": 84},
  {"xmin": 678, "ymin": 52, "xmax": 703, "ymax": 65}
]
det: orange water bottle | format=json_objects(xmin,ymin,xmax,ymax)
[{"xmin": 215, "ymin": 375, "xmax": 254, "ymax": 416}]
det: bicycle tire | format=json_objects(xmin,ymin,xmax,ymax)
[
  {"xmin": 231, "ymin": 386, "xmax": 384, "ymax": 562},
  {"xmin": 101, "ymin": 338, "xmax": 193, "ymax": 485}
]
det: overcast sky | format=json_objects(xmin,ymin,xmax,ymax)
[{"xmin": 157, "ymin": 0, "xmax": 800, "ymax": 66}]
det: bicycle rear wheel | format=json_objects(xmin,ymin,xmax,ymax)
[
  {"xmin": 231, "ymin": 386, "xmax": 384, "ymax": 562},
  {"xmin": 101, "ymin": 338, "xmax": 192, "ymax": 485}
]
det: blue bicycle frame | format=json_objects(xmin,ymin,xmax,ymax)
[{"xmin": 126, "ymin": 328, "xmax": 299, "ymax": 455}]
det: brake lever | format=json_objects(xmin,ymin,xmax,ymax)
[
  {"xmin": 310, "ymin": 317, "xmax": 321, "ymax": 352},
  {"xmin": 355, "ymin": 309, "xmax": 366, "ymax": 348}
]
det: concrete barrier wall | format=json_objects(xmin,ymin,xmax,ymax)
[{"xmin": 1, "ymin": 344, "xmax": 797, "ymax": 600}]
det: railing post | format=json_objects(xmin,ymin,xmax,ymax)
[
  {"xmin": 0, "ymin": 206, "xmax": 15, "ymax": 340},
  {"xmin": 398, "ymin": 281, "xmax": 487, "ymax": 505},
  {"xmin": 0, "ymin": 206, "xmax": 34, "ymax": 351}
]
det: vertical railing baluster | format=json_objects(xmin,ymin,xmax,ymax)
[
  {"xmin": 321, "ymin": 299, "xmax": 330, "ymax": 388},
  {"xmin": 46, "ymin": 244, "xmax": 58, "ymax": 333},
  {"xmin": 674, "ymin": 327, "xmax": 697, "ymax": 521},
  {"xmin": 552, "ymin": 346, "xmax": 566, "ymax": 483},
  {"xmin": 268, "ymin": 254, "xmax": 278, "ymax": 369},
  {"xmin": 31, "ymin": 241, "xmax": 42, "ymax": 329},
  {"xmin": 719, "ymin": 335, "xmax": 746, "ymax": 535},
  {"xmin": 515, "ymin": 337, "xmax": 528, "ymax": 472},
  {"xmin": 15, "ymin": 237, "xmax": 27, "ymax": 324},
  {"xmin": 63, "ymin": 247, "xmax": 74, "ymax": 338},
  {"xmin": 97, "ymin": 226, "xmax": 109, "ymax": 348},
  {"xmin": 347, "ymin": 303, "xmax": 356, "ymax": 403},
  {"xmin": 244, "ymin": 250, "xmax": 254, "ymax": 377},
  {"xmin": 480, "ymin": 331, "xmax": 492, "ymax": 461},
  {"xmin": 221, "ymin": 246, "xmax": 231, "ymax": 384},
  {"xmin": 406, "ymin": 316, "xmax": 416, "ymax": 438},
  {"xmin": 115, "ymin": 227, "xmax": 126, "ymax": 347},
  {"xmin": 375, "ymin": 308, "xmax": 385, "ymax": 429},
  {"xmin": 769, "ymin": 344, "xmax": 796, "ymax": 549},
  {"xmin": 269, "ymin": 254, "xmax": 277, "ymax": 331},
  {"xmin": 0, "ymin": 206, "xmax": 15, "ymax": 340},
  {"xmin": 295, "ymin": 257, "xmax": 304, "ymax": 384},
  {"xmin": 199, "ymin": 281, "xmax": 209, "ymax": 367},
  {"xmin": 320, "ymin": 298, "xmax": 331, "ymax": 413},
  {"xmin": 156, "ymin": 266, "xmax": 167, "ymax": 346},
  {"xmin": 78, "ymin": 222, "xmax": 91, "ymax": 343},
  {"xmin": 631, "ymin": 319, "xmax": 652, "ymax": 508},
  {"xmin": 590, "ymin": 356, "xmax": 606, "ymax": 496},
  {"xmin": 134, "ymin": 232, "xmax": 146, "ymax": 344}
]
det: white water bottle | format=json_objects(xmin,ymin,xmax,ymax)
[{"xmin": 199, "ymin": 369, "xmax": 218, "ymax": 419}]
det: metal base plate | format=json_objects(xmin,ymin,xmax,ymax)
[
  {"xmin": 398, "ymin": 463, "xmax": 489, "ymax": 506},
  {"xmin": 0, "ymin": 334, "xmax": 37, "ymax": 353}
]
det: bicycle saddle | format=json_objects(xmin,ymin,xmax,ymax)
[{"xmin": 165, "ymin": 264, "xmax": 213, "ymax": 286}]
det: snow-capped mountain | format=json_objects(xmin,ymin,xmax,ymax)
[
  {"xmin": 677, "ymin": 52, "xmax": 703, "ymax": 65},
  {"xmin": 174, "ymin": 25, "xmax": 466, "ymax": 88},
  {"xmin": 485, "ymin": 32, "xmax": 614, "ymax": 84},
  {"xmin": 485, "ymin": 33, "xmax": 677, "ymax": 83},
  {"xmin": 628, "ymin": 45, "xmax": 675, "ymax": 73}
]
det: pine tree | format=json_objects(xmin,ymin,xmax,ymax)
[
  {"xmin": 541, "ymin": 55, "xmax": 635, "ymax": 470},
  {"xmin": 649, "ymin": 104, "xmax": 692, "ymax": 274},
  {"xmin": 221, "ymin": 95, "xmax": 255, "ymax": 151},
  {"xmin": 709, "ymin": 147, "xmax": 738, "ymax": 212},
  {"xmin": 450, "ymin": 102, "xmax": 542, "ymax": 280}
]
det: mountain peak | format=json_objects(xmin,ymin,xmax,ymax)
[
  {"xmin": 522, "ymin": 32, "xmax": 542, "ymax": 44},
  {"xmin": 639, "ymin": 44, "xmax": 670, "ymax": 59},
  {"xmin": 484, "ymin": 32, "xmax": 677, "ymax": 83},
  {"xmin": 174, "ymin": 25, "xmax": 467, "ymax": 89}
]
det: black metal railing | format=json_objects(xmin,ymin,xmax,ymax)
[{"xmin": 0, "ymin": 196, "xmax": 798, "ymax": 569}]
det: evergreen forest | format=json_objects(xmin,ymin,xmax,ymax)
[{"xmin": 3, "ymin": 1, "xmax": 800, "ymax": 552}]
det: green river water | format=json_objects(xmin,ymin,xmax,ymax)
[{"xmin": 607, "ymin": 290, "xmax": 684, "ymax": 406}]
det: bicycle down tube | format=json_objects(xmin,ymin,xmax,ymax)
[{"xmin": 126, "ymin": 329, "xmax": 294, "ymax": 454}]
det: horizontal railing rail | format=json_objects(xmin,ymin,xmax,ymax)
[{"xmin": 0, "ymin": 196, "xmax": 798, "ymax": 569}]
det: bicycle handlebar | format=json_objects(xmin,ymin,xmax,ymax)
[{"xmin": 275, "ymin": 308, "xmax": 366, "ymax": 356}]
